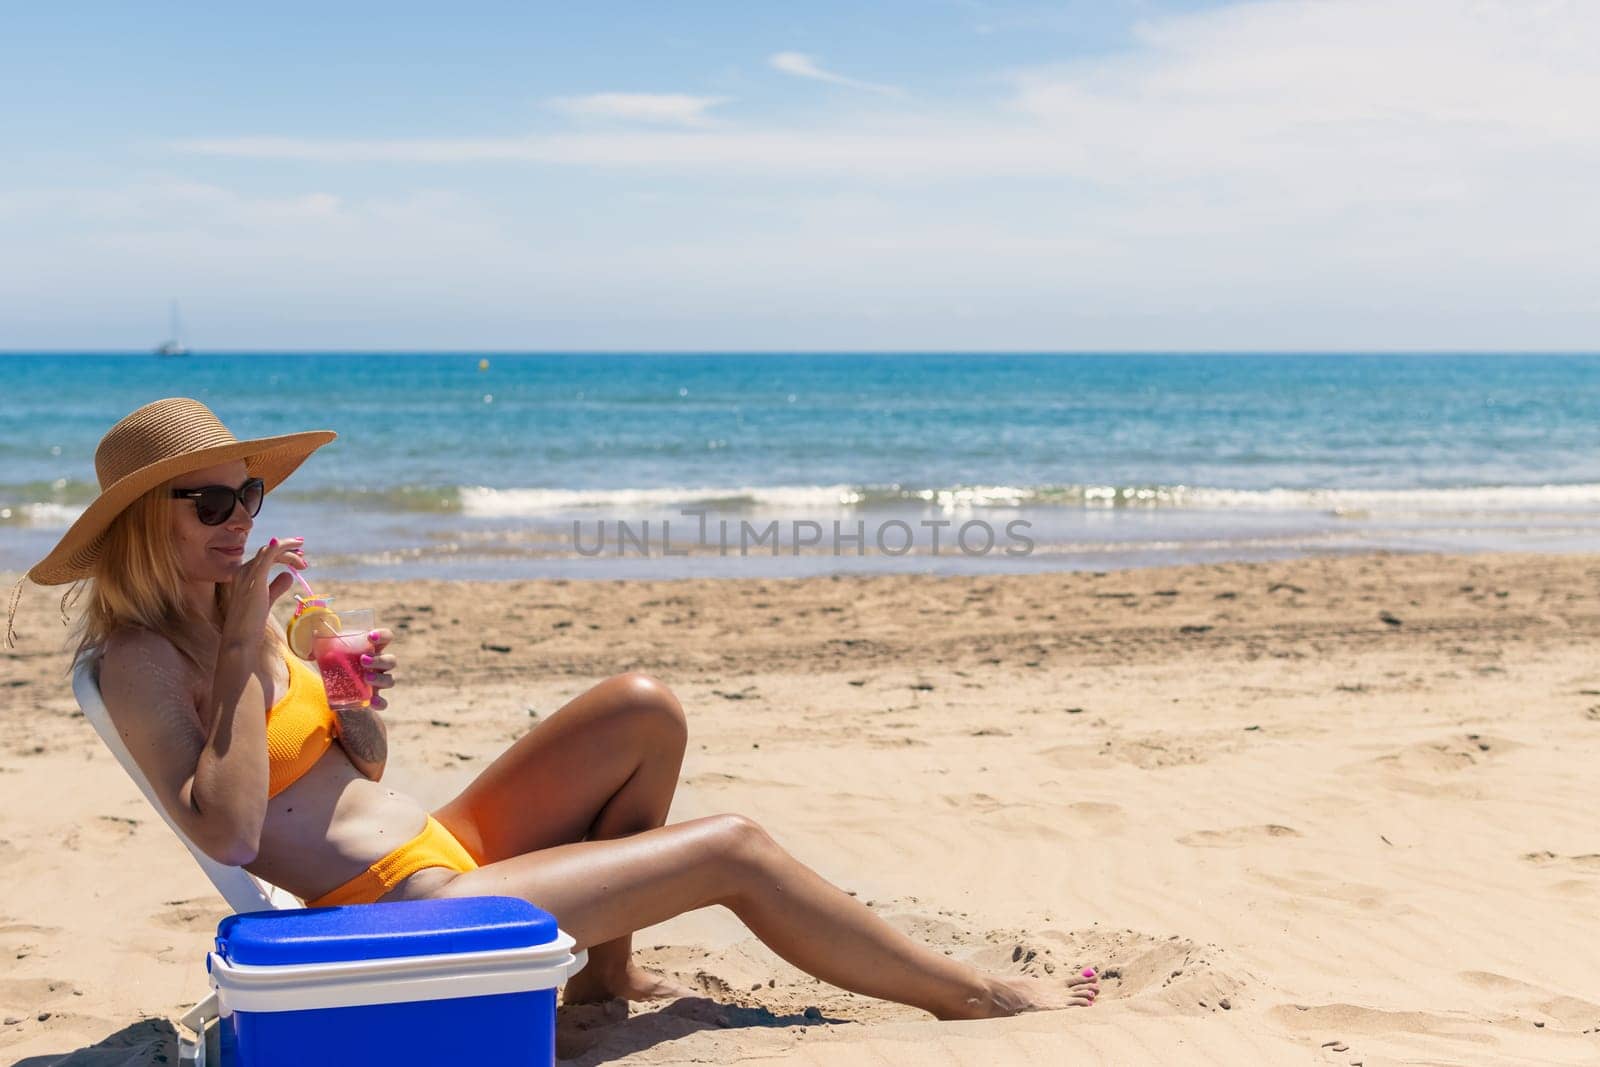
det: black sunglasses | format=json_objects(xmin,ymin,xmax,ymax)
[{"xmin": 170, "ymin": 477, "xmax": 265, "ymax": 526}]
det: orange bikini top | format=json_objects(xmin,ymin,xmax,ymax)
[{"xmin": 266, "ymin": 652, "xmax": 340, "ymax": 798}]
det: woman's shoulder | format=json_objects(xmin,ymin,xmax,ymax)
[
  {"xmin": 98, "ymin": 626, "xmax": 201, "ymax": 696},
  {"xmin": 100, "ymin": 623, "xmax": 182, "ymax": 661}
]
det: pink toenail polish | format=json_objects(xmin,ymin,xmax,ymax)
[{"xmin": 1082, "ymin": 968, "xmax": 1095, "ymax": 978}]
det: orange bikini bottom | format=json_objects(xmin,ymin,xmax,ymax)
[{"xmin": 304, "ymin": 815, "xmax": 480, "ymax": 908}]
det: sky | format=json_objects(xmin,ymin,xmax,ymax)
[{"xmin": 1, "ymin": 0, "xmax": 1597, "ymax": 351}]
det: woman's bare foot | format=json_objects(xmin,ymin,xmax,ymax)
[
  {"xmin": 563, "ymin": 961, "xmax": 696, "ymax": 1005},
  {"xmin": 937, "ymin": 969, "xmax": 1099, "ymax": 1019}
]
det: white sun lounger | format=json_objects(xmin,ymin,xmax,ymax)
[{"xmin": 72, "ymin": 656, "xmax": 586, "ymax": 1066}]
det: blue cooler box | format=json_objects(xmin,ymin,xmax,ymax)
[{"xmin": 207, "ymin": 896, "xmax": 585, "ymax": 1067}]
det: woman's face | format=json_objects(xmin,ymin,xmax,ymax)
[{"xmin": 168, "ymin": 459, "xmax": 255, "ymax": 583}]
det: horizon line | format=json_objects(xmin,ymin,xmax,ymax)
[{"xmin": 5, "ymin": 349, "xmax": 1600, "ymax": 358}]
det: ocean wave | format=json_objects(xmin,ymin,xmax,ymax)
[
  {"xmin": 0, "ymin": 478, "xmax": 100, "ymax": 505},
  {"xmin": 277, "ymin": 486, "xmax": 468, "ymax": 513},
  {"xmin": 457, "ymin": 484, "xmax": 865, "ymax": 515},
  {"xmin": 457, "ymin": 481, "xmax": 1600, "ymax": 516},
  {"xmin": 12, "ymin": 480, "xmax": 1600, "ymax": 528},
  {"xmin": 1117, "ymin": 483, "xmax": 1600, "ymax": 514},
  {"xmin": 0, "ymin": 502, "xmax": 83, "ymax": 526}
]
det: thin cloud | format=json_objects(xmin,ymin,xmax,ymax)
[
  {"xmin": 134, "ymin": 0, "xmax": 1600, "ymax": 348},
  {"xmin": 179, "ymin": 2, "xmax": 1600, "ymax": 181},
  {"xmin": 547, "ymin": 92, "xmax": 729, "ymax": 127},
  {"xmin": 768, "ymin": 51, "xmax": 904, "ymax": 96}
]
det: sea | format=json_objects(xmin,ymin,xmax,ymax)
[{"xmin": 4, "ymin": 352, "xmax": 1600, "ymax": 581}]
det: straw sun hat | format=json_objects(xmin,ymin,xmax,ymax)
[{"xmin": 4, "ymin": 397, "xmax": 334, "ymax": 645}]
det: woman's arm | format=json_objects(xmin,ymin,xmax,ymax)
[
  {"xmin": 190, "ymin": 632, "xmax": 272, "ymax": 858},
  {"xmin": 101, "ymin": 629, "xmax": 270, "ymax": 865},
  {"xmin": 333, "ymin": 705, "xmax": 387, "ymax": 782},
  {"xmin": 101, "ymin": 541, "xmax": 309, "ymax": 865}
]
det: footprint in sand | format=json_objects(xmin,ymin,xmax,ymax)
[
  {"xmin": 1373, "ymin": 733, "xmax": 1517, "ymax": 775},
  {"xmin": 0, "ymin": 921, "xmax": 61, "ymax": 964},
  {"xmin": 1520, "ymin": 853, "xmax": 1600, "ymax": 900},
  {"xmin": 1177, "ymin": 824, "xmax": 1301, "ymax": 848},
  {"xmin": 1458, "ymin": 970, "xmax": 1600, "ymax": 1028},
  {"xmin": 1272, "ymin": 997, "xmax": 1551, "ymax": 1053},
  {"xmin": 150, "ymin": 898, "xmax": 230, "ymax": 933},
  {"xmin": 1249, "ymin": 869, "xmax": 1393, "ymax": 912},
  {"xmin": 60, "ymin": 814, "xmax": 144, "ymax": 852},
  {"xmin": 1060, "ymin": 801, "xmax": 1127, "ymax": 833},
  {"xmin": 1361, "ymin": 733, "xmax": 1521, "ymax": 795},
  {"xmin": 0, "ymin": 975, "xmax": 84, "ymax": 1016}
]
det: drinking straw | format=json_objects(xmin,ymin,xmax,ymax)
[{"xmin": 282, "ymin": 564, "xmax": 318, "ymax": 598}]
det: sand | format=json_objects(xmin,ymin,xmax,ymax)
[{"xmin": 3, "ymin": 550, "xmax": 1599, "ymax": 1065}]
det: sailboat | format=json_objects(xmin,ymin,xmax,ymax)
[{"xmin": 155, "ymin": 301, "xmax": 189, "ymax": 357}]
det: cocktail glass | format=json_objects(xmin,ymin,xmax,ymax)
[{"xmin": 312, "ymin": 607, "xmax": 375, "ymax": 711}]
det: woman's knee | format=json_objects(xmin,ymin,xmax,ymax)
[
  {"xmin": 610, "ymin": 671, "xmax": 688, "ymax": 746},
  {"xmin": 702, "ymin": 813, "xmax": 778, "ymax": 876}
]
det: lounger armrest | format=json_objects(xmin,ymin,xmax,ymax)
[
  {"xmin": 179, "ymin": 989, "xmax": 217, "ymax": 1033},
  {"xmin": 178, "ymin": 989, "xmax": 218, "ymax": 1067}
]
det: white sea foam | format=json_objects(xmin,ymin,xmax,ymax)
[
  {"xmin": 13, "ymin": 482, "xmax": 1600, "ymax": 530},
  {"xmin": 456, "ymin": 481, "xmax": 1600, "ymax": 517},
  {"xmin": 1142, "ymin": 483, "xmax": 1600, "ymax": 514},
  {"xmin": 457, "ymin": 484, "xmax": 866, "ymax": 515},
  {"xmin": 0, "ymin": 502, "xmax": 83, "ymax": 527}
]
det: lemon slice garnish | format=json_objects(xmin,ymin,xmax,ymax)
[{"xmin": 287, "ymin": 604, "xmax": 342, "ymax": 660}]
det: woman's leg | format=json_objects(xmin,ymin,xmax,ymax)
[
  {"xmin": 426, "ymin": 813, "xmax": 1098, "ymax": 1020},
  {"xmin": 430, "ymin": 672, "xmax": 689, "ymax": 1001}
]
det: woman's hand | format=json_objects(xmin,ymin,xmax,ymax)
[
  {"xmin": 360, "ymin": 627, "xmax": 397, "ymax": 711},
  {"xmin": 220, "ymin": 536, "xmax": 307, "ymax": 646}
]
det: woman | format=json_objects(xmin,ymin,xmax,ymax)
[{"xmin": 6, "ymin": 397, "xmax": 1097, "ymax": 1019}]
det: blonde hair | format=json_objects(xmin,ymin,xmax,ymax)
[{"xmin": 67, "ymin": 481, "xmax": 285, "ymax": 677}]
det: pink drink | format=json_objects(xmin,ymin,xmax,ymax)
[{"xmin": 313, "ymin": 632, "xmax": 372, "ymax": 710}]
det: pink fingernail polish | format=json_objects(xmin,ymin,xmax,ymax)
[
  {"xmin": 268, "ymin": 537, "xmax": 277, "ymax": 546},
  {"xmin": 360, "ymin": 654, "xmax": 372, "ymax": 666},
  {"xmin": 369, "ymin": 630, "xmax": 380, "ymax": 641}
]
